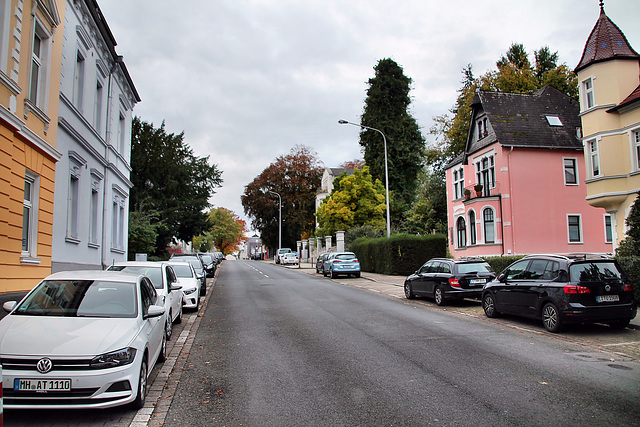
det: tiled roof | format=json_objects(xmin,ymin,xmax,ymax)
[
  {"xmin": 608, "ymin": 84, "xmax": 640, "ymax": 112},
  {"xmin": 470, "ymin": 86, "xmax": 582, "ymax": 152},
  {"xmin": 575, "ymin": 5, "xmax": 640, "ymax": 73}
]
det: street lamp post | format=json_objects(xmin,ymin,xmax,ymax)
[
  {"xmin": 338, "ymin": 119, "xmax": 391, "ymax": 238},
  {"xmin": 268, "ymin": 190, "xmax": 282, "ymax": 251}
]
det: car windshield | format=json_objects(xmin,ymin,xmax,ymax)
[
  {"xmin": 335, "ymin": 254, "xmax": 356, "ymax": 260},
  {"xmin": 570, "ymin": 262, "xmax": 623, "ymax": 282},
  {"xmin": 200, "ymin": 255, "xmax": 213, "ymax": 264},
  {"xmin": 457, "ymin": 262, "xmax": 493, "ymax": 274},
  {"xmin": 185, "ymin": 258, "xmax": 203, "ymax": 272},
  {"xmin": 12, "ymin": 280, "xmax": 137, "ymax": 318},
  {"xmin": 109, "ymin": 265, "xmax": 162, "ymax": 289},
  {"xmin": 170, "ymin": 264, "xmax": 194, "ymax": 278}
]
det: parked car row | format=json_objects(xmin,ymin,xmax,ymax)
[
  {"xmin": 404, "ymin": 254, "xmax": 637, "ymax": 333},
  {"xmin": 316, "ymin": 252, "xmax": 361, "ymax": 278},
  {"xmin": 0, "ymin": 253, "xmax": 216, "ymax": 410}
]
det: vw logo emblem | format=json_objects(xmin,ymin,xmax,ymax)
[
  {"xmin": 36, "ymin": 357, "xmax": 53, "ymax": 373},
  {"xmin": 605, "ymin": 284, "xmax": 611, "ymax": 292}
]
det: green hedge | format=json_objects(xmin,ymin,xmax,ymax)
[
  {"xmin": 351, "ymin": 233, "xmax": 447, "ymax": 276},
  {"xmin": 483, "ymin": 255, "xmax": 525, "ymax": 276},
  {"xmin": 615, "ymin": 256, "xmax": 640, "ymax": 302}
]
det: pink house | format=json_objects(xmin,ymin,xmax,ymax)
[{"xmin": 445, "ymin": 86, "xmax": 613, "ymax": 257}]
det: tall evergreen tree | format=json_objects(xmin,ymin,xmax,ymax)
[{"xmin": 359, "ymin": 58, "xmax": 426, "ymax": 220}]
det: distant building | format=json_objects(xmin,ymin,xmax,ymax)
[
  {"xmin": 0, "ymin": 0, "xmax": 65, "ymax": 292},
  {"xmin": 445, "ymin": 86, "xmax": 612, "ymax": 257},
  {"xmin": 51, "ymin": 0, "xmax": 140, "ymax": 272},
  {"xmin": 574, "ymin": 3, "xmax": 640, "ymax": 251},
  {"xmin": 246, "ymin": 236, "xmax": 264, "ymax": 260}
]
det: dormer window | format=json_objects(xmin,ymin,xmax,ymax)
[
  {"xmin": 477, "ymin": 117, "xmax": 488, "ymax": 140},
  {"xmin": 545, "ymin": 115, "xmax": 563, "ymax": 126}
]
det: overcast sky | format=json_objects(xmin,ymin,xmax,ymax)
[{"xmin": 98, "ymin": 0, "xmax": 639, "ymax": 233}]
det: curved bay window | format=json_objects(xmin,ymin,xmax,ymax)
[{"xmin": 456, "ymin": 217, "xmax": 467, "ymax": 248}]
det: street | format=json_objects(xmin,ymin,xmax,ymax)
[{"xmin": 4, "ymin": 259, "xmax": 640, "ymax": 426}]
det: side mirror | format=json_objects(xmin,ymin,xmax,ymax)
[
  {"xmin": 170, "ymin": 284, "xmax": 182, "ymax": 291},
  {"xmin": 3, "ymin": 301, "xmax": 17, "ymax": 313},
  {"xmin": 498, "ymin": 272, "xmax": 507, "ymax": 282},
  {"xmin": 145, "ymin": 304, "xmax": 165, "ymax": 319}
]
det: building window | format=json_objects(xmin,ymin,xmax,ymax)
[
  {"xmin": 118, "ymin": 111, "xmax": 126, "ymax": 153},
  {"xmin": 112, "ymin": 194, "xmax": 126, "ymax": 251},
  {"xmin": 564, "ymin": 158, "xmax": 578, "ymax": 185},
  {"xmin": 90, "ymin": 186, "xmax": 99, "ymax": 244},
  {"xmin": 22, "ymin": 171, "xmax": 39, "ymax": 257},
  {"xmin": 456, "ymin": 217, "xmax": 466, "ymax": 248},
  {"xmin": 483, "ymin": 208, "xmax": 495, "ymax": 244},
  {"xmin": 582, "ymin": 77, "xmax": 595, "ymax": 110},
  {"xmin": 28, "ymin": 21, "xmax": 51, "ymax": 110},
  {"xmin": 29, "ymin": 33, "xmax": 42, "ymax": 104},
  {"xmin": 633, "ymin": 130, "xmax": 640, "ymax": 171},
  {"xmin": 588, "ymin": 139, "xmax": 600, "ymax": 177},
  {"xmin": 604, "ymin": 214, "xmax": 612, "ymax": 244},
  {"xmin": 568, "ymin": 215, "xmax": 582, "ymax": 243},
  {"xmin": 67, "ymin": 175, "xmax": 79, "ymax": 239},
  {"xmin": 475, "ymin": 154, "xmax": 495, "ymax": 195},
  {"xmin": 73, "ymin": 51, "xmax": 85, "ymax": 111},
  {"xmin": 94, "ymin": 80, "xmax": 103, "ymax": 132},
  {"xmin": 545, "ymin": 115, "xmax": 563, "ymax": 126},
  {"xmin": 468, "ymin": 210, "xmax": 476, "ymax": 245},
  {"xmin": 453, "ymin": 167, "xmax": 464, "ymax": 199},
  {"xmin": 0, "ymin": 0, "xmax": 10, "ymax": 73}
]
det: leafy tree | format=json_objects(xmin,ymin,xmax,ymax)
[
  {"xmin": 196, "ymin": 207, "xmax": 248, "ymax": 255},
  {"xmin": 616, "ymin": 194, "xmax": 640, "ymax": 257},
  {"xmin": 127, "ymin": 208, "xmax": 159, "ymax": 259},
  {"xmin": 316, "ymin": 166, "xmax": 386, "ymax": 236},
  {"xmin": 359, "ymin": 58, "xmax": 426, "ymax": 217},
  {"xmin": 130, "ymin": 117, "xmax": 223, "ymax": 257},
  {"xmin": 401, "ymin": 161, "xmax": 448, "ymax": 236},
  {"xmin": 242, "ymin": 145, "xmax": 323, "ymax": 250},
  {"xmin": 340, "ymin": 159, "xmax": 365, "ymax": 169}
]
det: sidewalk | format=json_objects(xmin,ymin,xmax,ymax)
[{"xmin": 286, "ymin": 261, "xmax": 640, "ymax": 331}]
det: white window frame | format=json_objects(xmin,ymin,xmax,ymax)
[
  {"xmin": 452, "ymin": 167, "xmax": 464, "ymax": 200},
  {"xmin": 456, "ymin": 216, "xmax": 466, "ymax": 248},
  {"xmin": 632, "ymin": 129, "xmax": 640, "ymax": 172},
  {"xmin": 94, "ymin": 79, "xmax": 103, "ymax": 132},
  {"xmin": 73, "ymin": 49, "xmax": 86, "ymax": 112},
  {"xmin": 587, "ymin": 139, "xmax": 600, "ymax": 178},
  {"xmin": 28, "ymin": 18, "xmax": 52, "ymax": 112},
  {"xmin": 67, "ymin": 174, "xmax": 80, "ymax": 240},
  {"xmin": 604, "ymin": 214, "xmax": 612, "ymax": 244},
  {"xmin": 21, "ymin": 170, "xmax": 40, "ymax": 263},
  {"xmin": 483, "ymin": 207, "xmax": 495, "ymax": 244},
  {"xmin": 582, "ymin": 77, "xmax": 595, "ymax": 110},
  {"xmin": 0, "ymin": 0, "xmax": 11, "ymax": 74},
  {"xmin": 563, "ymin": 157, "xmax": 579, "ymax": 185},
  {"xmin": 567, "ymin": 214, "xmax": 583, "ymax": 244},
  {"xmin": 474, "ymin": 151, "xmax": 495, "ymax": 195},
  {"xmin": 118, "ymin": 111, "xmax": 126, "ymax": 153}
]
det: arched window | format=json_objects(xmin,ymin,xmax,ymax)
[
  {"xmin": 456, "ymin": 217, "xmax": 466, "ymax": 248},
  {"xmin": 468, "ymin": 210, "xmax": 476, "ymax": 245},
  {"xmin": 483, "ymin": 208, "xmax": 495, "ymax": 244}
]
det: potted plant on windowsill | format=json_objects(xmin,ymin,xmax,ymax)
[
  {"xmin": 474, "ymin": 184, "xmax": 483, "ymax": 197},
  {"xmin": 464, "ymin": 189, "xmax": 471, "ymax": 200}
]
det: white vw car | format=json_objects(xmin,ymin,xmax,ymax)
[
  {"xmin": 167, "ymin": 261, "xmax": 201, "ymax": 310},
  {"xmin": 107, "ymin": 261, "xmax": 183, "ymax": 340},
  {"xmin": 0, "ymin": 270, "xmax": 166, "ymax": 409}
]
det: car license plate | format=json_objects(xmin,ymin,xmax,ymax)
[
  {"xmin": 596, "ymin": 295, "xmax": 620, "ymax": 303},
  {"xmin": 14, "ymin": 378, "xmax": 72, "ymax": 391},
  {"xmin": 470, "ymin": 279, "xmax": 486, "ymax": 284}
]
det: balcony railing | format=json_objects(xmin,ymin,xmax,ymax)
[{"xmin": 463, "ymin": 182, "xmax": 500, "ymax": 200}]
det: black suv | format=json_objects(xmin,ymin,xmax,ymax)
[
  {"xmin": 482, "ymin": 254, "xmax": 637, "ymax": 332},
  {"xmin": 404, "ymin": 258, "xmax": 495, "ymax": 305}
]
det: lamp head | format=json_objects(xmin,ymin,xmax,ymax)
[{"xmin": 338, "ymin": 120, "xmax": 348, "ymax": 125}]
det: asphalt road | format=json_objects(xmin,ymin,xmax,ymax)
[{"xmin": 163, "ymin": 260, "xmax": 640, "ymax": 426}]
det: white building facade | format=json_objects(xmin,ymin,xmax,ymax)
[{"xmin": 51, "ymin": 0, "xmax": 140, "ymax": 272}]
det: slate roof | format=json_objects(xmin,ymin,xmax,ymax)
[
  {"xmin": 575, "ymin": 4, "xmax": 640, "ymax": 73},
  {"xmin": 467, "ymin": 86, "xmax": 582, "ymax": 156}
]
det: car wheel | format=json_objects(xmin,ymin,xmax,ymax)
[
  {"xmin": 158, "ymin": 330, "xmax": 167, "ymax": 363},
  {"xmin": 434, "ymin": 287, "xmax": 445, "ymax": 306},
  {"xmin": 323, "ymin": 269, "xmax": 327, "ymax": 277},
  {"xmin": 404, "ymin": 282, "xmax": 415, "ymax": 299},
  {"xmin": 200, "ymin": 282, "xmax": 206, "ymax": 297},
  {"xmin": 482, "ymin": 293, "xmax": 500, "ymax": 318},
  {"xmin": 175, "ymin": 303, "xmax": 183, "ymax": 324},
  {"xmin": 355, "ymin": 272, "xmax": 361, "ymax": 278},
  {"xmin": 330, "ymin": 269, "xmax": 336, "ymax": 279},
  {"xmin": 130, "ymin": 357, "xmax": 148, "ymax": 409},
  {"xmin": 608, "ymin": 319, "xmax": 630, "ymax": 329},
  {"xmin": 195, "ymin": 294, "xmax": 200, "ymax": 311},
  {"xmin": 165, "ymin": 318, "xmax": 173, "ymax": 341},
  {"xmin": 542, "ymin": 303, "xmax": 562, "ymax": 333}
]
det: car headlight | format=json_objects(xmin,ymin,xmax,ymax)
[
  {"xmin": 184, "ymin": 288, "xmax": 197, "ymax": 295},
  {"xmin": 90, "ymin": 347, "xmax": 137, "ymax": 369}
]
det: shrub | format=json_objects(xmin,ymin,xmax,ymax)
[
  {"xmin": 616, "ymin": 256, "xmax": 640, "ymax": 302},
  {"xmin": 483, "ymin": 255, "xmax": 525, "ymax": 276}
]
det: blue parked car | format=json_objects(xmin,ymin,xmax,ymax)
[{"xmin": 323, "ymin": 252, "xmax": 361, "ymax": 279}]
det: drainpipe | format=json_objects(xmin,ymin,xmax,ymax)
[{"xmin": 101, "ymin": 55, "xmax": 123, "ymax": 268}]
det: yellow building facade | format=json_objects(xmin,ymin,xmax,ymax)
[
  {"xmin": 576, "ymin": 4, "xmax": 640, "ymax": 251},
  {"xmin": 0, "ymin": 0, "xmax": 65, "ymax": 292}
]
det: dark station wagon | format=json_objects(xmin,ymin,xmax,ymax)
[
  {"xmin": 404, "ymin": 258, "xmax": 495, "ymax": 305},
  {"xmin": 482, "ymin": 254, "xmax": 637, "ymax": 332}
]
